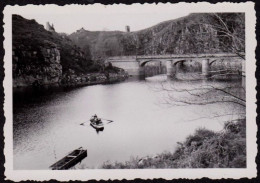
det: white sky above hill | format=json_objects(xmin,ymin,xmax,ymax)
[{"xmin": 14, "ymin": 3, "xmax": 189, "ymax": 34}]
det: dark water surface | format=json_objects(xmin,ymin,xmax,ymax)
[{"xmin": 13, "ymin": 75, "xmax": 244, "ymax": 169}]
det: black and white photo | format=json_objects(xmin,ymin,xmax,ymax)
[{"xmin": 3, "ymin": 2, "xmax": 257, "ymax": 181}]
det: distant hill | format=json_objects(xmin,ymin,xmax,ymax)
[{"xmin": 69, "ymin": 13, "xmax": 245, "ymax": 61}]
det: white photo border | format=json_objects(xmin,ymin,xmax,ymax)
[{"xmin": 3, "ymin": 2, "xmax": 257, "ymax": 181}]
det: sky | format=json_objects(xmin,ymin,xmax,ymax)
[{"xmin": 14, "ymin": 3, "xmax": 190, "ymax": 34}]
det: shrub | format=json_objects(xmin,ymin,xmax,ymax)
[{"xmin": 99, "ymin": 118, "xmax": 246, "ymax": 169}]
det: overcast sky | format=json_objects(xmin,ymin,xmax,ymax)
[{"xmin": 14, "ymin": 3, "xmax": 190, "ymax": 34}]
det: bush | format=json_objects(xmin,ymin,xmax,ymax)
[{"xmin": 99, "ymin": 118, "xmax": 246, "ymax": 169}]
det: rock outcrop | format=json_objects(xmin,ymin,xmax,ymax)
[
  {"xmin": 13, "ymin": 40, "xmax": 62, "ymax": 87},
  {"xmin": 12, "ymin": 15, "xmax": 95, "ymax": 87}
]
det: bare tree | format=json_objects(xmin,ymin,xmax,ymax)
[
  {"xmin": 158, "ymin": 82, "xmax": 245, "ymax": 107},
  {"xmin": 156, "ymin": 13, "xmax": 246, "ymax": 119},
  {"xmin": 202, "ymin": 13, "xmax": 245, "ymax": 59}
]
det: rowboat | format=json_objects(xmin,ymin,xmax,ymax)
[
  {"xmin": 49, "ymin": 147, "xmax": 87, "ymax": 170},
  {"xmin": 90, "ymin": 116, "xmax": 104, "ymax": 130},
  {"xmin": 90, "ymin": 120, "xmax": 104, "ymax": 130}
]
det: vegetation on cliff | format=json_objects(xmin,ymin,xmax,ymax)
[
  {"xmin": 101, "ymin": 118, "xmax": 246, "ymax": 168},
  {"xmin": 69, "ymin": 13, "xmax": 244, "ymax": 61},
  {"xmin": 12, "ymin": 15, "xmax": 97, "ymax": 75},
  {"xmin": 12, "ymin": 15, "xmax": 126, "ymax": 87}
]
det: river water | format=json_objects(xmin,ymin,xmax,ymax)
[{"xmin": 13, "ymin": 75, "xmax": 244, "ymax": 169}]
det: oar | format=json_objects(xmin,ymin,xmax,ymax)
[
  {"xmin": 101, "ymin": 118, "xmax": 113, "ymax": 122},
  {"xmin": 106, "ymin": 120, "xmax": 114, "ymax": 124},
  {"xmin": 101, "ymin": 118, "xmax": 114, "ymax": 123},
  {"xmin": 80, "ymin": 121, "xmax": 88, "ymax": 126},
  {"xmin": 80, "ymin": 118, "xmax": 114, "ymax": 126}
]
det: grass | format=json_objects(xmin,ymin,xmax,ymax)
[{"xmin": 101, "ymin": 118, "xmax": 246, "ymax": 169}]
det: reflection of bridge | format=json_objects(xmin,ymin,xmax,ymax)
[{"xmin": 106, "ymin": 53, "xmax": 245, "ymax": 78}]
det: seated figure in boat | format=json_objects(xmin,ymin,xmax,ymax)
[{"xmin": 92, "ymin": 114, "xmax": 102, "ymax": 124}]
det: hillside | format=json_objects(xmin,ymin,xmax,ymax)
[
  {"xmin": 69, "ymin": 13, "xmax": 245, "ymax": 61},
  {"xmin": 101, "ymin": 118, "xmax": 246, "ymax": 169},
  {"xmin": 12, "ymin": 15, "xmax": 99, "ymax": 87}
]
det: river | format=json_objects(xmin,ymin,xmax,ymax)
[{"xmin": 13, "ymin": 75, "xmax": 244, "ymax": 169}]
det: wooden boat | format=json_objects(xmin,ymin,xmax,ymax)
[
  {"xmin": 90, "ymin": 120, "xmax": 104, "ymax": 130},
  {"xmin": 49, "ymin": 147, "xmax": 87, "ymax": 170},
  {"xmin": 90, "ymin": 117, "xmax": 104, "ymax": 130}
]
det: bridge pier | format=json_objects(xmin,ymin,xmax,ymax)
[
  {"xmin": 166, "ymin": 61, "xmax": 175, "ymax": 78},
  {"xmin": 201, "ymin": 59, "xmax": 210, "ymax": 79},
  {"xmin": 139, "ymin": 67, "xmax": 145, "ymax": 76},
  {"xmin": 159, "ymin": 61, "xmax": 162, "ymax": 74}
]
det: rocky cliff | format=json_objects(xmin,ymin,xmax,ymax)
[
  {"xmin": 12, "ymin": 15, "xmax": 95, "ymax": 87},
  {"xmin": 69, "ymin": 13, "xmax": 244, "ymax": 61},
  {"xmin": 13, "ymin": 40, "xmax": 62, "ymax": 87}
]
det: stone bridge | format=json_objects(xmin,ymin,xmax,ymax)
[{"xmin": 106, "ymin": 53, "xmax": 245, "ymax": 79}]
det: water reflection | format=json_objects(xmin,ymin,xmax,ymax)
[
  {"xmin": 94, "ymin": 127, "xmax": 104, "ymax": 134},
  {"xmin": 13, "ymin": 75, "xmax": 244, "ymax": 169}
]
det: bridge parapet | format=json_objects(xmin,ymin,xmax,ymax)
[
  {"xmin": 106, "ymin": 56, "xmax": 137, "ymax": 61},
  {"xmin": 107, "ymin": 53, "xmax": 243, "ymax": 61},
  {"xmin": 136, "ymin": 53, "xmax": 243, "ymax": 60}
]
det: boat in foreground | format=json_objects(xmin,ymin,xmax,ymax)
[{"xmin": 49, "ymin": 147, "xmax": 87, "ymax": 170}]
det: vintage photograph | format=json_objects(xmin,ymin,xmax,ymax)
[{"xmin": 3, "ymin": 2, "xmax": 257, "ymax": 181}]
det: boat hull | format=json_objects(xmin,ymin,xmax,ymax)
[
  {"xmin": 50, "ymin": 147, "xmax": 87, "ymax": 170},
  {"xmin": 90, "ymin": 122, "xmax": 104, "ymax": 130}
]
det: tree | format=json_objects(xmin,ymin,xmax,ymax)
[
  {"xmin": 202, "ymin": 13, "xmax": 245, "ymax": 59},
  {"xmin": 157, "ymin": 13, "xmax": 246, "ymax": 120}
]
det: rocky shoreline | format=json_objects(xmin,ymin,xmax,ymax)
[
  {"xmin": 60, "ymin": 71, "xmax": 129, "ymax": 87},
  {"xmin": 13, "ymin": 71, "xmax": 129, "ymax": 88}
]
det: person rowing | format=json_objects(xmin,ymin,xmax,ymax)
[
  {"xmin": 92, "ymin": 114, "xmax": 102, "ymax": 124},
  {"xmin": 80, "ymin": 115, "xmax": 113, "ymax": 126}
]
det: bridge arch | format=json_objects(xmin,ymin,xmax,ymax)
[
  {"xmin": 173, "ymin": 59, "xmax": 187, "ymax": 66},
  {"xmin": 139, "ymin": 59, "xmax": 165, "ymax": 67},
  {"xmin": 140, "ymin": 60, "xmax": 152, "ymax": 67},
  {"xmin": 209, "ymin": 59, "xmax": 218, "ymax": 66},
  {"xmin": 139, "ymin": 59, "xmax": 188, "ymax": 78}
]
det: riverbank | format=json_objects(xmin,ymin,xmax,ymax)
[
  {"xmin": 60, "ymin": 71, "xmax": 128, "ymax": 87},
  {"xmin": 13, "ymin": 71, "xmax": 129, "ymax": 88},
  {"xmin": 101, "ymin": 118, "xmax": 246, "ymax": 168}
]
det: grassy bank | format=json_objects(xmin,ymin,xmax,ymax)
[{"xmin": 101, "ymin": 118, "xmax": 246, "ymax": 169}]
